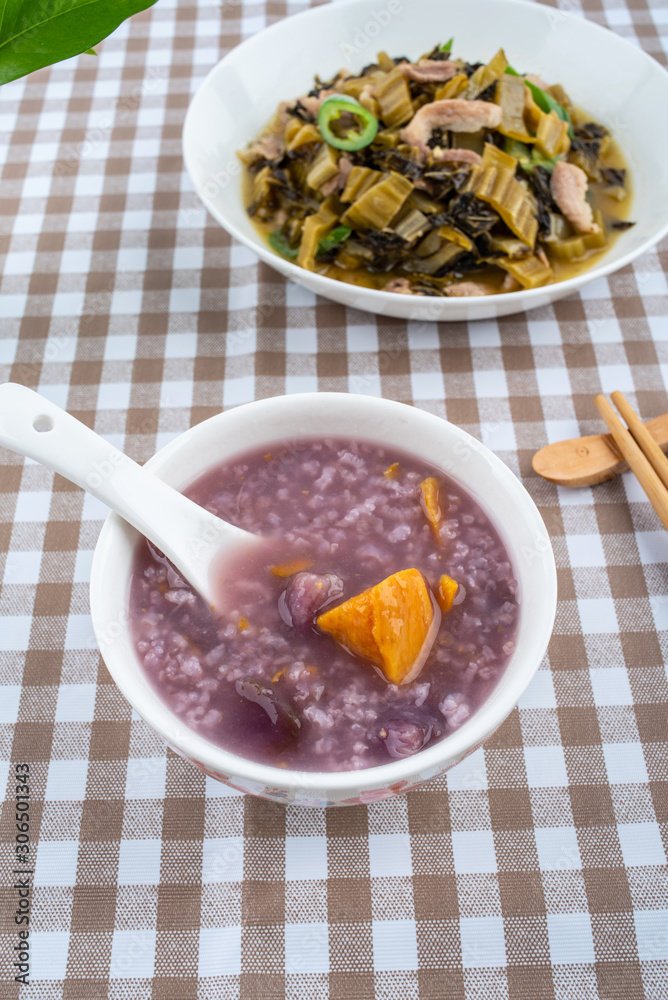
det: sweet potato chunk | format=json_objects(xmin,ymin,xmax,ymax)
[
  {"xmin": 420, "ymin": 477, "xmax": 443, "ymax": 541},
  {"xmin": 436, "ymin": 574, "xmax": 459, "ymax": 613},
  {"xmin": 316, "ymin": 568, "xmax": 440, "ymax": 685},
  {"xmin": 270, "ymin": 557, "xmax": 314, "ymax": 578}
]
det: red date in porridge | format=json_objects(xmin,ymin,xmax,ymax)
[{"xmin": 130, "ymin": 438, "xmax": 519, "ymax": 771}]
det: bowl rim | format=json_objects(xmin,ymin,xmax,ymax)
[
  {"xmin": 182, "ymin": 0, "xmax": 668, "ymax": 312},
  {"xmin": 90, "ymin": 393, "xmax": 558, "ymax": 795}
]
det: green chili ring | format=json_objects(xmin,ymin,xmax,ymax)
[{"xmin": 317, "ymin": 95, "xmax": 379, "ymax": 152}]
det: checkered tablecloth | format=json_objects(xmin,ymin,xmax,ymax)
[{"xmin": 1, "ymin": 0, "xmax": 667, "ymax": 996}]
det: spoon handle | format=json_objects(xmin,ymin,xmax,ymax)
[{"xmin": 0, "ymin": 383, "xmax": 248, "ymax": 603}]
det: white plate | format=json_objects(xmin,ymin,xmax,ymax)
[{"xmin": 183, "ymin": 0, "xmax": 668, "ymax": 321}]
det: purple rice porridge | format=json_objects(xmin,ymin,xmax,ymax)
[{"xmin": 129, "ymin": 437, "xmax": 519, "ymax": 771}]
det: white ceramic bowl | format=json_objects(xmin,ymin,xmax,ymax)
[
  {"xmin": 182, "ymin": 0, "xmax": 668, "ymax": 322},
  {"xmin": 90, "ymin": 394, "xmax": 557, "ymax": 806}
]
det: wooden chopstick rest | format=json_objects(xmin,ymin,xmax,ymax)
[
  {"xmin": 593, "ymin": 393, "xmax": 668, "ymax": 532},
  {"xmin": 611, "ymin": 390, "xmax": 668, "ymax": 493}
]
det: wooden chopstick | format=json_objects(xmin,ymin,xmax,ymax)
[
  {"xmin": 593, "ymin": 393, "xmax": 668, "ymax": 532},
  {"xmin": 611, "ymin": 390, "xmax": 668, "ymax": 493}
]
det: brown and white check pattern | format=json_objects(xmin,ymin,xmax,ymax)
[{"xmin": 0, "ymin": 0, "xmax": 667, "ymax": 996}]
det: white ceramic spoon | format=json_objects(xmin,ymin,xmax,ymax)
[{"xmin": 0, "ymin": 383, "xmax": 259, "ymax": 607}]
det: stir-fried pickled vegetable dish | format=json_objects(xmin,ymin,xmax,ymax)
[{"xmin": 239, "ymin": 44, "xmax": 633, "ymax": 297}]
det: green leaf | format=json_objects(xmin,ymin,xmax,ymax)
[
  {"xmin": 268, "ymin": 230, "xmax": 299, "ymax": 260},
  {"xmin": 504, "ymin": 136, "xmax": 558, "ymax": 174},
  {"xmin": 526, "ymin": 81, "xmax": 568, "ymax": 122},
  {"xmin": 504, "ymin": 137, "xmax": 558, "ymax": 174},
  {"xmin": 0, "ymin": 0, "xmax": 159, "ymax": 86},
  {"xmin": 530, "ymin": 148, "xmax": 558, "ymax": 173},
  {"xmin": 84, "ymin": 47, "xmax": 97, "ymax": 56},
  {"xmin": 439, "ymin": 37, "xmax": 453, "ymax": 54},
  {"xmin": 504, "ymin": 138, "xmax": 531, "ymax": 164},
  {"xmin": 317, "ymin": 225, "xmax": 352, "ymax": 256}
]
